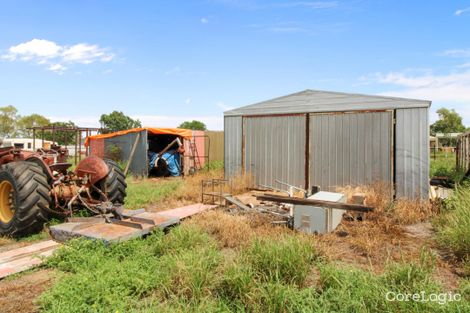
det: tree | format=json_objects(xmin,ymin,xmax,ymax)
[
  {"xmin": 0, "ymin": 105, "xmax": 19, "ymax": 138},
  {"xmin": 16, "ymin": 114, "xmax": 50, "ymax": 137},
  {"xmin": 99, "ymin": 111, "xmax": 141, "ymax": 133},
  {"xmin": 430, "ymin": 108, "xmax": 466, "ymax": 146},
  {"xmin": 178, "ymin": 120, "xmax": 207, "ymax": 131},
  {"xmin": 42, "ymin": 121, "xmax": 77, "ymax": 146}
]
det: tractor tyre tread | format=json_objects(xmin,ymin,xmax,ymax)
[
  {"xmin": 0, "ymin": 161, "xmax": 51, "ymax": 237},
  {"xmin": 101, "ymin": 159, "xmax": 127, "ymax": 204}
]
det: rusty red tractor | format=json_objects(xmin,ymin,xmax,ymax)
[{"xmin": 0, "ymin": 145, "xmax": 127, "ymax": 237}]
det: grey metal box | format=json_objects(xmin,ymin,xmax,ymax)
[{"xmin": 293, "ymin": 191, "xmax": 346, "ymax": 234}]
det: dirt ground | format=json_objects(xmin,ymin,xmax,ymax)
[{"xmin": 0, "ymin": 269, "xmax": 55, "ymax": 313}]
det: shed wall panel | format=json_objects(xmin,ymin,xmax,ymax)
[
  {"xmin": 89, "ymin": 138, "xmax": 105, "ymax": 158},
  {"xmin": 205, "ymin": 131, "xmax": 224, "ymax": 162},
  {"xmin": 395, "ymin": 108, "xmax": 429, "ymax": 199},
  {"xmin": 244, "ymin": 115, "xmax": 306, "ymax": 190},
  {"xmin": 192, "ymin": 130, "xmax": 206, "ymax": 167},
  {"xmin": 224, "ymin": 116, "xmax": 243, "ymax": 177},
  {"xmin": 309, "ymin": 111, "xmax": 392, "ymax": 192},
  {"xmin": 104, "ymin": 130, "xmax": 148, "ymax": 176}
]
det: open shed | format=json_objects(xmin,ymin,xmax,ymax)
[
  {"xmin": 224, "ymin": 89, "xmax": 431, "ymax": 199},
  {"xmin": 85, "ymin": 128, "xmax": 205, "ymax": 177}
]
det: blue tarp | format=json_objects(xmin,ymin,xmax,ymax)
[{"xmin": 148, "ymin": 150, "xmax": 182, "ymax": 176}]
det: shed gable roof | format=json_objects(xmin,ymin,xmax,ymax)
[{"xmin": 224, "ymin": 89, "xmax": 431, "ymax": 116}]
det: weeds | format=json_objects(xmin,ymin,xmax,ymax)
[
  {"xmin": 434, "ymin": 186, "xmax": 470, "ymax": 262},
  {"xmin": 39, "ymin": 221, "xmax": 469, "ymax": 312},
  {"xmin": 242, "ymin": 235, "xmax": 316, "ymax": 286},
  {"xmin": 39, "ymin": 225, "xmax": 221, "ymax": 312}
]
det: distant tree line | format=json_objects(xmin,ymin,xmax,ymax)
[
  {"xmin": 1, "ymin": 105, "xmax": 209, "ymax": 146},
  {"xmin": 0, "ymin": 105, "xmax": 77, "ymax": 145}
]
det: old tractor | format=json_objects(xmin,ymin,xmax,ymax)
[{"xmin": 0, "ymin": 145, "xmax": 127, "ymax": 237}]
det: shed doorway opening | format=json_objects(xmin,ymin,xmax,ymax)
[{"xmin": 147, "ymin": 134, "xmax": 185, "ymax": 177}]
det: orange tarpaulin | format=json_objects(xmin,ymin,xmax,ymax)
[{"xmin": 84, "ymin": 127, "xmax": 193, "ymax": 146}]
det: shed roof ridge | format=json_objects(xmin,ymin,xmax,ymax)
[
  {"xmin": 224, "ymin": 89, "xmax": 312, "ymax": 113},
  {"xmin": 303, "ymin": 89, "xmax": 431, "ymax": 104},
  {"xmin": 224, "ymin": 89, "xmax": 431, "ymax": 116}
]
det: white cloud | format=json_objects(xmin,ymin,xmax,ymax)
[
  {"xmin": 442, "ymin": 48, "xmax": 470, "ymax": 58},
  {"xmin": 366, "ymin": 67, "xmax": 470, "ymax": 125},
  {"xmin": 200, "ymin": 17, "xmax": 209, "ymax": 24},
  {"xmin": 215, "ymin": 0, "xmax": 338, "ymax": 10},
  {"xmin": 373, "ymin": 70, "xmax": 470, "ymax": 102},
  {"xmin": 185, "ymin": 97, "xmax": 191, "ymax": 104},
  {"xmin": 46, "ymin": 115, "xmax": 100, "ymax": 128},
  {"xmin": 135, "ymin": 115, "xmax": 223, "ymax": 130},
  {"xmin": 455, "ymin": 7, "xmax": 470, "ymax": 16},
  {"xmin": 48, "ymin": 63, "xmax": 67, "ymax": 74},
  {"xmin": 216, "ymin": 101, "xmax": 234, "ymax": 111},
  {"xmin": 1, "ymin": 39, "xmax": 114, "ymax": 73},
  {"xmin": 3, "ymin": 39, "xmax": 61, "ymax": 61},
  {"xmin": 62, "ymin": 43, "xmax": 113, "ymax": 64},
  {"xmin": 269, "ymin": 26, "xmax": 306, "ymax": 33},
  {"xmin": 165, "ymin": 66, "xmax": 181, "ymax": 75},
  {"xmin": 273, "ymin": 1, "xmax": 338, "ymax": 9},
  {"xmin": 249, "ymin": 20, "xmax": 347, "ymax": 35}
]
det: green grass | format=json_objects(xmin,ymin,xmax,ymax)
[
  {"xmin": 434, "ymin": 186, "xmax": 470, "ymax": 265},
  {"xmin": 17, "ymin": 230, "xmax": 49, "ymax": 242},
  {"xmin": 39, "ymin": 224, "xmax": 469, "ymax": 313},
  {"xmin": 203, "ymin": 160, "xmax": 224, "ymax": 171},
  {"xmin": 430, "ymin": 151, "xmax": 465, "ymax": 183},
  {"xmin": 124, "ymin": 179, "xmax": 182, "ymax": 210}
]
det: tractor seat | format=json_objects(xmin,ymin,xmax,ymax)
[{"xmin": 50, "ymin": 163, "xmax": 72, "ymax": 173}]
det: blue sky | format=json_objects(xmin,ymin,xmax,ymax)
[{"xmin": 1, "ymin": 0, "xmax": 470, "ymax": 130}]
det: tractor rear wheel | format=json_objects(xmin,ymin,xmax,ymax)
[
  {"xmin": 97, "ymin": 159, "xmax": 127, "ymax": 204},
  {"xmin": 0, "ymin": 161, "xmax": 51, "ymax": 237}
]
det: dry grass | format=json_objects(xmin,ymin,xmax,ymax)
[
  {"xmin": 313, "ymin": 184, "xmax": 441, "ymax": 273},
  {"xmin": 128, "ymin": 169, "xmax": 253, "ymax": 211},
  {"xmin": 188, "ymin": 210, "xmax": 294, "ymax": 249},
  {"xmin": 188, "ymin": 211, "xmax": 255, "ymax": 248},
  {"xmin": 337, "ymin": 183, "xmax": 437, "ymax": 225},
  {"xmin": 171, "ymin": 170, "xmax": 252, "ymax": 206},
  {"xmin": 188, "ymin": 183, "xmax": 442, "ymax": 274}
]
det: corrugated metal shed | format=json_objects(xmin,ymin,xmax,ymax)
[{"xmin": 224, "ymin": 89, "xmax": 431, "ymax": 199}]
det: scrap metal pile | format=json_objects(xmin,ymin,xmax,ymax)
[{"xmin": 202, "ymin": 179, "xmax": 374, "ymax": 234}]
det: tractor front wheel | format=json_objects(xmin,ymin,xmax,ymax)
[
  {"xmin": 0, "ymin": 162, "xmax": 51, "ymax": 237},
  {"xmin": 96, "ymin": 159, "xmax": 127, "ymax": 204}
]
